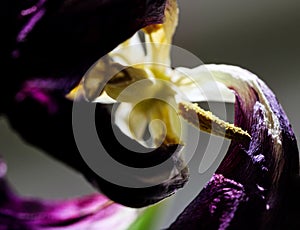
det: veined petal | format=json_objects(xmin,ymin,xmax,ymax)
[{"xmin": 203, "ymin": 64, "xmax": 264, "ymax": 109}]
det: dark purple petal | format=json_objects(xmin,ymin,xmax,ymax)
[
  {"xmin": 168, "ymin": 174, "xmax": 246, "ymax": 230},
  {"xmin": 169, "ymin": 74, "xmax": 300, "ymax": 229},
  {"xmin": 1, "ymin": 0, "xmax": 167, "ymax": 113},
  {"xmin": 1, "ymin": 0, "xmax": 189, "ymax": 209},
  {"xmin": 5, "ymin": 88, "xmax": 188, "ymax": 208}
]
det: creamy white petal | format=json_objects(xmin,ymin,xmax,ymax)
[
  {"xmin": 93, "ymin": 91, "xmax": 116, "ymax": 104},
  {"xmin": 174, "ymin": 66, "xmax": 235, "ymax": 103},
  {"xmin": 114, "ymin": 103, "xmax": 136, "ymax": 140},
  {"xmin": 128, "ymin": 104, "xmax": 149, "ymax": 141},
  {"xmin": 114, "ymin": 102, "xmax": 150, "ymax": 148},
  {"xmin": 109, "ymin": 78, "xmax": 158, "ymax": 103},
  {"xmin": 148, "ymin": 118, "xmax": 167, "ymax": 147},
  {"xmin": 109, "ymin": 33, "xmax": 145, "ymax": 66}
]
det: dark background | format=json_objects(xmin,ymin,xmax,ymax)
[{"xmin": 0, "ymin": 0, "xmax": 299, "ymax": 228}]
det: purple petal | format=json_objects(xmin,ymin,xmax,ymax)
[
  {"xmin": 168, "ymin": 174, "xmax": 246, "ymax": 230},
  {"xmin": 169, "ymin": 73, "xmax": 300, "ymax": 229},
  {"xmin": 2, "ymin": 0, "xmax": 188, "ymax": 209},
  {"xmin": 2, "ymin": 0, "xmax": 167, "ymax": 112},
  {"xmin": 0, "ymin": 158, "xmax": 137, "ymax": 230},
  {"xmin": 6, "ymin": 90, "xmax": 188, "ymax": 208}
]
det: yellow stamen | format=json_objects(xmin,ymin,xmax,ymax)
[{"xmin": 178, "ymin": 102, "xmax": 251, "ymax": 141}]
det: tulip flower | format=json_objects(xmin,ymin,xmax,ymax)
[{"xmin": 1, "ymin": 0, "xmax": 299, "ymax": 229}]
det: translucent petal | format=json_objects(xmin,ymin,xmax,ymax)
[
  {"xmin": 83, "ymin": 58, "xmax": 123, "ymax": 101},
  {"xmin": 105, "ymin": 67, "xmax": 150, "ymax": 102}
]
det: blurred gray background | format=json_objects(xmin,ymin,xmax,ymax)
[{"xmin": 0, "ymin": 0, "xmax": 299, "ymax": 228}]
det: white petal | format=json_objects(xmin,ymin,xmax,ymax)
[
  {"xmin": 174, "ymin": 66, "xmax": 235, "ymax": 103},
  {"xmin": 110, "ymin": 78, "xmax": 157, "ymax": 103},
  {"xmin": 93, "ymin": 91, "xmax": 116, "ymax": 104},
  {"xmin": 109, "ymin": 33, "xmax": 146, "ymax": 66},
  {"xmin": 128, "ymin": 106, "xmax": 149, "ymax": 141},
  {"xmin": 114, "ymin": 103, "xmax": 135, "ymax": 139},
  {"xmin": 201, "ymin": 64, "xmax": 269, "ymax": 110},
  {"xmin": 114, "ymin": 103, "xmax": 148, "ymax": 145},
  {"xmin": 201, "ymin": 64, "xmax": 257, "ymax": 100},
  {"xmin": 148, "ymin": 119, "xmax": 166, "ymax": 147}
]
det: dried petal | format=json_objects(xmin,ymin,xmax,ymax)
[{"xmin": 168, "ymin": 65, "xmax": 300, "ymax": 229}]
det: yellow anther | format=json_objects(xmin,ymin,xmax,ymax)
[{"xmin": 178, "ymin": 102, "xmax": 251, "ymax": 141}]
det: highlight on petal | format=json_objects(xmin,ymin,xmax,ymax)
[{"xmin": 173, "ymin": 66, "xmax": 236, "ymax": 103}]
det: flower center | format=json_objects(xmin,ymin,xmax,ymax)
[{"xmin": 66, "ymin": 0, "xmax": 251, "ymax": 148}]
